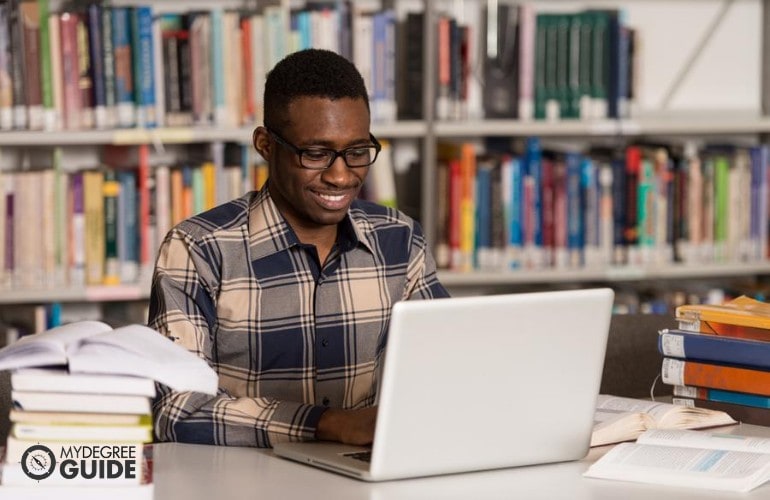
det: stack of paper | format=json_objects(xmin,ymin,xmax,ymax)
[{"xmin": 0, "ymin": 320, "xmax": 218, "ymax": 496}]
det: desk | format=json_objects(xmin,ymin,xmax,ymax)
[{"xmin": 152, "ymin": 423, "xmax": 770, "ymax": 500}]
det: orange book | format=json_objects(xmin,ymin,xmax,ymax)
[
  {"xmin": 663, "ymin": 357, "xmax": 770, "ymax": 397},
  {"xmin": 676, "ymin": 296, "xmax": 770, "ymax": 340}
]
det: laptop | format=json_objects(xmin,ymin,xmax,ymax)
[{"xmin": 273, "ymin": 288, "xmax": 614, "ymax": 481}]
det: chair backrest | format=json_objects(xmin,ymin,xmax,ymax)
[{"xmin": 600, "ymin": 314, "xmax": 677, "ymax": 398}]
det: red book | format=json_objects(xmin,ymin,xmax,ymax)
[{"xmin": 59, "ymin": 11, "xmax": 80, "ymax": 130}]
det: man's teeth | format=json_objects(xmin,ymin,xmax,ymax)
[{"xmin": 319, "ymin": 193, "xmax": 345, "ymax": 202}]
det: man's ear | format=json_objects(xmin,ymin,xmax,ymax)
[{"xmin": 253, "ymin": 127, "xmax": 271, "ymax": 161}]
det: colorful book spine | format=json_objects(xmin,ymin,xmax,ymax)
[
  {"xmin": 662, "ymin": 357, "xmax": 770, "ymax": 397},
  {"xmin": 209, "ymin": 8, "xmax": 226, "ymax": 126},
  {"xmin": 101, "ymin": 4, "xmax": 116, "ymax": 128},
  {"xmin": 673, "ymin": 385, "xmax": 770, "ymax": 409},
  {"xmin": 20, "ymin": 1, "xmax": 42, "ymax": 129},
  {"xmin": 131, "ymin": 6, "xmax": 156, "ymax": 128},
  {"xmin": 68, "ymin": 171, "xmax": 85, "ymax": 287},
  {"xmin": 38, "ymin": 0, "xmax": 54, "ymax": 130},
  {"xmin": 673, "ymin": 397, "xmax": 770, "ymax": 427},
  {"xmin": 659, "ymin": 328, "xmax": 770, "ymax": 370},
  {"xmin": 102, "ymin": 171, "xmax": 120, "ymax": 285},
  {"xmin": 112, "ymin": 6, "xmax": 135, "ymax": 127}
]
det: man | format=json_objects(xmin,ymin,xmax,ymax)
[{"xmin": 149, "ymin": 49, "xmax": 449, "ymax": 448}]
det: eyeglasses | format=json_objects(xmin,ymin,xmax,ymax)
[{"xmin": 267, "ymin": 128, "xmax": 382, "ymax": 170}]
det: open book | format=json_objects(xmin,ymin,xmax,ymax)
[
  {"xmin": 585, "ymin": 429, "xmax": 770, "ymax": 492},
  {"xmin": 0, "ymin": 320, "xmax": 217, "ymax": 395},
  {"xmin": 591, "ymin": 395, "xmax": 736, "ymax": 447}
]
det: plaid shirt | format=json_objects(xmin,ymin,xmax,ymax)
[{"xmin": 148, "ymin": 186, "xmax": 448, "ymax": 447}]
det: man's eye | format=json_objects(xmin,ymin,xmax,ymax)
[{"xmin": 304, "ymin": 150, "xmax": 331, "ymax": 161}]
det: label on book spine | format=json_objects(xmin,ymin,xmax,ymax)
[
  {"xmin": 662, "ymin": 358, "xmax": 685, "ymax": 386},
  {"xmin": 660, "ymin": 333, "xmax": 685, "ymax": 358}
]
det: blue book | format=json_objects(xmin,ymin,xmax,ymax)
[
  {"xmin": 524, "ymin": 137, "xmax": 542, "ymax": 252},
  {"xmin": 117, "ymin": 170, "xmax": 138, "ymax": 283},
  {"xmin": 474, "ymin": 162, "xmax": 492, "ymax": 269},
  {"xmin": 659, "ymin": 328, "xmax": 770, "ymax": 371},
  {"xmin": 565, "ymin": 151, "xmax": 583, "ymax": 265},
  {"xmin": 676, "ymin": 385, "xmax": 770, "ymax": 410},
  {"xmin": 507, "ymin": 156, "xmax": 523, "ymax": 268},
  {"xmin": 131, "ymin": 6, "xmax": 156, "ymax": 128},
  {"xmin": 112, "ymin": 6, "xmax": 135, "ymax": 127}
]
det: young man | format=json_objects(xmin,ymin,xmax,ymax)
[{"xmin": 149, "ymin": 49, "xmax": 449, "ymax": 448}]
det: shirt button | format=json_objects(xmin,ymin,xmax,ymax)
[
  {"xmin": 322, "ymin": 397, "xmax": 330, "ymax": 406},
  {"xmin": 321, "ymin": 338, "xmax": 329, "ymax": 347}
]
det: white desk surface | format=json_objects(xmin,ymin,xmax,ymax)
[{"xmin": 152, "ymin": 423, "xmax": 770, "ymax": 500}]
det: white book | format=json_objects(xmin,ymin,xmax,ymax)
[
  {"xmin": 0, "ymin": 320, "xmax": 217, "ymax": 395},
  {"xmin": 11, "ymin": 368, "xmax": 156, "ymax": 397},
  {"xmin": 11, "ymin": 390, "xmax": 151, "ymax": 415},
  {"xmin": 585, "ymin": 429, "xmax": 770, "ymax": 492},
  {"xmin": 12, "ymin": 422, "xmax": 152, "ymax": 443}
]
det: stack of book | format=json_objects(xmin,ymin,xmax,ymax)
[
  {"xmin": 0, "ymin": 320, "xmax": 218, "ymax": 497},
  {"xmin": 658, "ymin": 295, "xmax": 770, "ymax": 425}
]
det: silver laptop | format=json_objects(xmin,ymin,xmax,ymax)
[{"xmin": 273, "ymin": 288, "xmax": 614, "ymax": 481}]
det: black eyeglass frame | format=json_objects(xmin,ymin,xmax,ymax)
[{"xmin": 266, "ymin": 128, "xmax": 382, "ymax": 170}]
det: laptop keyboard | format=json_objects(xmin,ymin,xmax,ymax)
[{"xmin": 343, "ymin": 451, "xmax": 372, "ymax": 463}]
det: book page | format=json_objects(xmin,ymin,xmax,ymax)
[
  {"xmin": 584, "ymin": 441, "xmax": 770, "ymax": 492},
  {"xmin": 66, "ymin": 324, "xmax": 218, "ymax": 394},
  {"xmin": 639, "ymin": 429, "xmax": 770, "ymax": 454},
  {"xmin": 0, "ymin": 320, "xmax": 111, "ymax": 371}
]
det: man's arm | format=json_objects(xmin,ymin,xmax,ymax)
[{"xmin": 149, "ymin": 230, "xmax": 328, "ymax": 448}]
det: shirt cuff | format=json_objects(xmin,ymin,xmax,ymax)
[{"xmin": 266, "ymin": 400, "xmax": 328, "ymax": 447}]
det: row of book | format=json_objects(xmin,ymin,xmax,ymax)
[
  {"xmin": 434, "ymin": 138, "xmax": 770, "ymax": 271},
  {"xmin": 661, "ymin": 296, "xmax": 770, "ymax": 425},
  {"xmin": 0, "ymin": 0, "xmax": 407, "ymax": 132},
  {"xmin": 0, "ymin": 0, "xmax": 638, "ymax": 133},
  {"xmin": 440, "ymin": 4, "xmax": 637, "ymax": 122},
  {"xmin": 0, "ymin": 139, "xmax": 398, "ymax": 291},
  {"xmin": 0, "ymin": 143, "xmax": 267, "ymax": 290}
]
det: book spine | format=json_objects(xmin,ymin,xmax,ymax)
[
  {"xmin": 38, "ymin": 0, "xmax": 54, "ymax": 130},
  {"xmin": 118, "ymin": 169, "xmax": 138, "ymax": 284},
  {"xmin": 68, "ymin": 171, "xmax": 85, "ymax": 287},
  {"xmin": 131, "ymin": 6, "xmax": 155, "ymax": 128},
  {"xmin": 47, "ymin": 11, "xmax": 62, "ymax": 130},
  {"xmin": 662, "ymin": 357, "xmax": 770, "ymax": 397},
  {"xmin": 659, "ymin": 329, "xmax": 770, "ymax": 370},
  {"xmin": 102, "ymin": 170, "xmax": 120, "ymax": 285},
  {"xmin": 59, "ymin": 11, "xmax": 80, "ymax": 130},
  {"xmin": 20, "ymin": 1, "xmax": 43, "ymax": 129},
  {"xmin": 112, "ymin": 6, "xmax": 134, "ymax": 127},
  {"xmin": 210, "ymin": 8, "xmax": 226, "ymax": 126},
  {"xmin": 674, "ymin": 385, "xmax": 770, "ymax": 409},
  {"xmin": 76, "ymin": 14, "xmax": 94, "ymax": 129},
  {"xmin": 137, "ymin": 144, "xmax": 151, "ymax": 278},
  {"xmin": 8, "ymin": 0, "xmax": 26, "ymax": 129},
  {"xmin": 101, "ymin": 5, "xmax": 116, "ymax": 128},
  {"xmin": 86, "ymin": 2, "xmax": 107, "ymax": 129}
]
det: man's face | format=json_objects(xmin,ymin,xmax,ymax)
[{"xmin": 255, "ymin": 96, "xmax": 372, "ymax": 233}]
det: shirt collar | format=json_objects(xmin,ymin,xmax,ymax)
[{"xmin": 247, "ymin": 185, "xmax": 375, "ymax": 261}]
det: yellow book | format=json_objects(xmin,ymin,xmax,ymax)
[
  {"xmin": 83, "ymin": 170, "xmax": 105, "ymax": 285},
  {"xmin": 676, "ymin": 296, "xmax": 770, "ymax": 331}
]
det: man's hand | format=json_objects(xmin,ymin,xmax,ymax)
[{"xmin": 316, "ymin": 406, "xmax": 377, "ymax": 445}]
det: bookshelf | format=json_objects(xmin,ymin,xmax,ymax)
[{"xmin": 0, "ymin": 0, "xmax": 768, "ymax": 320}]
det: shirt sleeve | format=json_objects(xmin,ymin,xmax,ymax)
[
  {"xmin": 403, "ymin": 220, "xmax": 451, "ymax": 300},
  {"xmin": 148, "ymin": 228, "xmax": 327, "ymax": 448}
]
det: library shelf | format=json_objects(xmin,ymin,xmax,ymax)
[{"xmin": 438, "ymin": 262, "xmax": 770, "ymax": 287}]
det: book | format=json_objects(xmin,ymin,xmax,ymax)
[
  {"xmin": 11, "ymin": 368, "xmax": 156, "ymax": 396},
  {"xmin": 590, "ymin": 395, "xmax": 736, "ymax": 447},
  {"xmin": 11, "ymin": 390, "xmax": 151, "ymax": 414},
  {"xmin": 0, "ymin": 320, "xmax": 217, "ymax": 395},
  {"xmin": 674, "ymin": 384, "xmax": 770, "ymax": 409},
  {"xmin": 662, "ymin": 357, "xmax": 770, "ymax": 397},
  {"xmin": 9, "ymin": 409, "xmax": 149, "ymax": 426},
  {"xmin": 11, "ymin": 421, "xmax": 152, "ymax": 443},
  {"xmin": 659, "ymin": 328, "xmax": 770, "ymax": 370},
  {"xmin": 676, "ymin": 295, "xmax": 770, "ymax": 333},
  {"xmin": 585, "ymin": 428, "xmax": 770, "ymax": 492}
]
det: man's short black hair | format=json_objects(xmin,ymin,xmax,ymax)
[{"xmin": 263, "ymin": 49, "xmax": 369, "ymax": 132}]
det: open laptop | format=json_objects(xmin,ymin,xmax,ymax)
[{"xmin": 273, "ymin": 288, "xmax": 614, "ymax": 481}]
